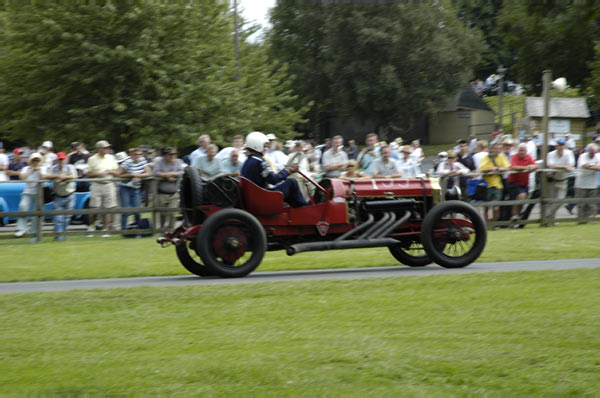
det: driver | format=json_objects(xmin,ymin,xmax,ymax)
[{"xmin": 241, "ymin": 131, "xmax": 308, "ymax": 207}]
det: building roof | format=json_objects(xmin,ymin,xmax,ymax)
[
  {"xmin": 525, "ymin": 97, "xmax": 590, "ymax": 118},
  {"xmin": 441, "ymin": 86, "xmax": 493, "ymax": 113}
]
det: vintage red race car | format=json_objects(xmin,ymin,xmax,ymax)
[{"xmin": 157, "ymin": 168, "xmax": 487, "ymax": 278}]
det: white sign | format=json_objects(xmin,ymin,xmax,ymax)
[{"xmin": 549, "ymin": 119, "xmax": 570, "ymax": 134}]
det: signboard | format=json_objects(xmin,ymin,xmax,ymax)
[{"xmin": 549, "ymin": 119, "xmax": 570, "ymax": 134}]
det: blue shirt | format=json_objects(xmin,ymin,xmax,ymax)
[
  {"xmin": 241, "ymin": 154, "xmax": 289, "ymax": 189},
  {"xmin": 193, "ymin": 156, "xmax": 221, "ymax": 177},
  {"xmin": 8, "ymin": 160, "xmax": 26, "ymax": 180},
  {"xmin": 221, "ymin": 159, "xmax": 243, "ymax": 175}
]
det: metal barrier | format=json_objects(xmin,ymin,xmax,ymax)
[
  {"xmin": 0, "ymin": 177, "xmax": 180, "ymax": 240},
  {"xmin": 437, "ymin": 169, "xmax": 600, "ymax": 228}
]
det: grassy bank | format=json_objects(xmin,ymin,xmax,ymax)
[
  {"xmin": 2, "ymin": 269, "xmax": 599, "ymax": 396},
  {"xmin": 1, "ymin": 223, "xmax": 600, "ymax": 282}
]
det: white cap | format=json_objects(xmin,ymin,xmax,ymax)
[
  {"xmin": 96, "ymin": 140, "xmax": 111, "ymax": 149},
  {"xmin": 266, "ymin": 133, "xmax": 276, "ymax": 140},
  {"xmin": 41, "ymin": 141, "xmax": 53, "ymax": 148},
  {"xmin": 115, "ymin": 152, "xmax": 130, "ymax": 164},
  {"xmin": 29, "ymin": 152, "xmax": 44, "ymax": 161}
]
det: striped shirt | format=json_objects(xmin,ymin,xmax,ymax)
[{"xmin": 120, "ymin": 158, "xmax": 148, "ymax": 188}]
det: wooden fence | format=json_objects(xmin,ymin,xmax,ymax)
[
  {"xmin": 0, "ymin": 177, "xmax": 178, "ymax": 241},
  {"xmin": 1, "ymin": 169, "xmax": 599, "ymax": 241},
  {"xmin": 438, "ymin": 168, "xmax": 600, "ymax": 228}
]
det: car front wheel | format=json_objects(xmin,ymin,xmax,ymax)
[{"xmin": 196, "ymin": 209, "xmax": 267, "ymax": 278}]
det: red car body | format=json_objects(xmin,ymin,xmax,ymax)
[{"xmin": 159, "ymin": 168, "xmax": 486, "ymax": 278}]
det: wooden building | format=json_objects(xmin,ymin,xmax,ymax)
[
  {"xmin": 428, "ymin": 87, "xmax": 496, "ymax": 145},
  {"xmin": 524, "ymin": 97, "xmax": 591, "ymax": 143}
]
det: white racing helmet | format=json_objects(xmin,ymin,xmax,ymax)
[{"xmin": 245, "ymin": 131, "xmax": 269, "ymax": 153}]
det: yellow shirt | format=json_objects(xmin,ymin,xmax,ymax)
[
  {"xmin": 87, "ymin": 153, "xmax": 119, "ymax": 181},
  {"xmin": 478, "ymin": 153, "xmax": 510, "ymax": 189}
]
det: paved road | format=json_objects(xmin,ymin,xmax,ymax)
[{"xmin": 1, "ymin": 258, "xmax": 599, "ymax": 294}]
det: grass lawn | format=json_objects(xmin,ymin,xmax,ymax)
[
  {"xmin": 422, "ymin": 144, "xmax": 455, "ymax": 157},
  {"xmin": 1, "ymin": 269, "xmax": 599, "ymax": 396},
  {"xmin": 1, "ymin": 223, "xmax": 600, "ymax": 282},
  {"xmin": 483, "ymin": 95, "xmax": 525, "ymax": 132}
]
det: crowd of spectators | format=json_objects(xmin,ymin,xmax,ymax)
[
  {"xmin": 2, "ymin": 139, "xmax": 186, "ymax": 240},
  {"xmin": 2, "ymin": 128, "xmax": 599, "ymax": 240},
  {"xmin": 433, "ymin": 132, "xmax": 600, "ymax": 227}
]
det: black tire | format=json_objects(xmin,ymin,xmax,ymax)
[
  {"xmin": 197, "ymin": 209, "xmax": 267, "ymax": 278},
  {"xmin": 180, "ymin": 166, "xmax": 204, "ymax": 226},
  {"xmin": 388, "ymin": 241, "xmax": 431, "ymax": 267},
  {"xmin": 175, "ymin": 240, "xmax": 214, "ymax": 277},
  {"xmin": 421, "ymin": 200, "xmax": 487, "ymax": 268}
]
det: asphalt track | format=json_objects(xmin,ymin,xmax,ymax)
[{"xmin": 1, "ymin": 257, "xmax": 599, "ymax": 294}]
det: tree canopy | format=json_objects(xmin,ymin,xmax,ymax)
[
  {"xmin": 499, "ymin": 0, "xmax": 600, "ymax": 95},
  {"xmin": 585, "ymin": 43, "xmax": 600, "ymax": 111},
  {"xmin": 0, "ymin": 2, "xmax": 307, "ymax": 150},
  {"xmin": 268, "ymin": 1, "xmax": 485, "ymax": 139}
]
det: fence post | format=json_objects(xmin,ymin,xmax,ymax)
[
  {"xmin": 540, "ymin": 170, "xmax": 548, "ymax": 226},
  {"xmin": 151, "ymin": 177, "xmax": 158, "ymax": 235},
  {"xmin": 36, "ymin": 181, "xmax": 43, "ymax": 242}
]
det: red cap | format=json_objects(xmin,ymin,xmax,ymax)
[
  {"xmin": 13, "ymin": 148, "xmax": 23, "ymax": 155},
  {"xmin": 56, "ymin": 152, "xmax": 67, "ymax": 159}
]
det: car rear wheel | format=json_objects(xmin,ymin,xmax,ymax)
[
  {"xmin": 197, "ymin": 209, "xmax": 266, "ymax": 278},
  {"xmin": 175, "ymin": 240, "xmax": 214, "ymax": 277},
  {"xmin": 180, "ymin": 166, "xmax": 204, "ymax": 226},
  {"xmin": 388, "ymin": 241, "xmax": 431, "ymax": 267},
  {"xmin": 421, "ymin": 201, "xmax": 486, "ymax": 268}
]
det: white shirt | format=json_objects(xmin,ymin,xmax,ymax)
[
  {"xmin": 321, "ymin": 148, "xmax": 348, "ymax": 177},
  {"xmin": 473, "ymin": 151, "xmax": 488, "ymax": 170},
  {"xmin": 397, "ymin": 155, "xmax": 419, "ymax": 177},
  {"xmin": 547, "ymin": 149, "xmax": 575, "ymax": 181},
  {"xmin": 42, "ymin": 152, "xmax": 57, "ymax": 169},
  {"xmin": 526, "ymin": 140, "xmax": 537, "ymax": 160},
  {"xmin": 371, "ymin": 157, "xmax": 401, "ymax": 177},
  {"xmin": 575, "ymin": 152, "xmax": 600, "ymax": 189},
  {"xmin": 469, "ymin": 138, "xmax": 478, "ymax": 154},
  {"xmin": 288, "ymin": 152, "xmax": 310, "ymax": 173},
  {"xmin": 566, "ymin": 138, "xmax": 577, "ymax": 150},
  {"xmin": 265, "ymin": 149, "xmax": 289, "ymax": 171},
  {"xmin": 0, "ymin": 153, "xmax": 9, "ymax": 181},
  {"xmin": 189, "ymin": 147, "xmax": 206, "ymax": 166},
  {"xmin": 436, "ymin": 160, "xmax": 469, "ymax": 187},
  {"xmin": 215, "ymin": 146, "xmax": 246, "ymax": 164},
  {"xmin": 409, "ymin": 147, "xmax": 423, "ymax": 165},
  {"xmin": 21, "ymin": 166, "xmax": 47, "ymax": 194}
]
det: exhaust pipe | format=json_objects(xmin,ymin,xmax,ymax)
[
  {"xmin": 287, "ymin": 237, "xmax": 400, "ymax": 256},
  {"xmin": 358, "ymin": 212, "xmax": 391, "ymax": 240},
  {"xmin": 335, "ymin": 213, "xmax": 375, "ymax": 241},
  {"xmin": 366, "ymin": 212, "xmax": 396, "ymax": 239},
  {"xmin": 374, "ymin": 211, "xmax": 411, "ymax": 238}
]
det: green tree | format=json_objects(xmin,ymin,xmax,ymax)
[
  {"xmin": 0, "ymin": 2, "xmax": 229, "ymax": 149},
  {"xmin": 0, "ymin": 2, "xmax": 307, "ymax": 151},
  {"xmin": 268, "ymin": 2, "xmax": 485, "ymax": 138},
  {"xmin": 267, "ymin": 0, "xmax": 331, "ymax": 141},
  {"xmin": 499, "ymin": 1, "xmax": 600, "ymax": 94},
  {"xmin": 452, "ymin": 0, "xmax": 513, "ymax": 78},
  {"xmin": 327, "ymin": 4, "xmax": 484, "ymax": 136},
  {"xmin": 585, "ymin": 43, "xmax": 600, "ymax": 111}
]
